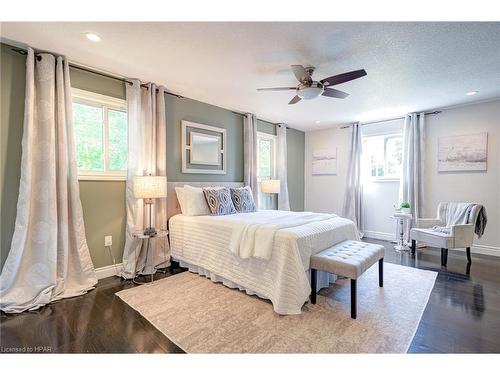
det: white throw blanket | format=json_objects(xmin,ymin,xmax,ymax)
[
  {"xmin": 432, "ymin": 202, "xmax": 474, "ymax": 234},
  {"xmin": 229, "ymin": 211, "xmax": 337, "ymax": 259}
]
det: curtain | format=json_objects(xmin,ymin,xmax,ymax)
[
  {"xmin": 399, "ymin": 112, "xmax": 426, "ymax": 220},
  {"xmin": 342, "ymin": 123, "xmax": 363, "ymax": 237},
  {"xmin": 243, "ymin": 113, "xmax": 259, "ymax": 206},
  {"xmin": 120, "ymin": 81, "xmax": 169, "ymax": 279},
  {"xmin": 0, "ymin": 48, "xmax": 97, "ymax": 313},
  {"xmin": 276, "ymin": 124, "xmax": 290, "ymax": 210}
]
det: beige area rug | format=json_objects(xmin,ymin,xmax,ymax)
[{"xmin": 116, "ymin": 263, "xmax": 437, "ymax": 353}]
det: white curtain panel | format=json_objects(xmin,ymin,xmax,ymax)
[
  {"xmin": 243, "ymin": 113, "xmax": 259, "ymax": 206},
  {"xmin": 342, "ymin": 123, "xmax": 364, "ymax": 237},
  {"xmin": 276, "ymin": 124, "xmax": 290, "ymax": 210},
  {"xmin": 0, "ymin": 48, "xmax": 97, "ymax": 313},
  {"xmin": 120, "ymin": 81, "xmax": 170, "ymax": 279},
  {"xmin": 399, "ymin": 112, "xmax": 426, "ymax": 219}
]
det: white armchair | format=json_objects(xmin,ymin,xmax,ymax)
[{"xmin": 410, "ymin": 203, "xmax": 483, "ymax": 266}]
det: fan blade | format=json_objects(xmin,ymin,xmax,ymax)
[
  {"xmin": 291, "ymin": 65, "xmax": 312, "ymax": 84},
  {"xmin": 322, "ymin": 88, "xmax": 349, "ymax": 99},
  {"xmin": 288, "ymin": 95, "xmax": 301, "ymax": 105},
  {"xmin": 320, "ymin": 69, "xmax": 367, "ymax": 86},
  {"xmin": 257, "ymin": 87, "xmax": 296, "ymax": 91}
]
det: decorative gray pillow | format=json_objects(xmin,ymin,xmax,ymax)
[
  {"xmin": 203, "ymin": 187, "xmax": 237, "ymax": 216},
  {"xmin": 230, "ymin": 186, "xmax": 256, "ymax": 213}
]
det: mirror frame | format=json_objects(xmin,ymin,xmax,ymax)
[{"xmin": 181, "ymin": 120, "xmax": 227, "ymax": 174}]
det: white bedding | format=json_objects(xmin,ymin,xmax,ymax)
[
  {"xmin": 169, "ymin": 210, "xmax": 359, "ymax": 314},
  {"xmin": 229, "ymin": 211, "xmax": 337, "ymax": 260}
]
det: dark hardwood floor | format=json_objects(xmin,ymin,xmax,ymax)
[{"xmin": 1, "ymin": 241, "xmax": 500, "ymax": 353}]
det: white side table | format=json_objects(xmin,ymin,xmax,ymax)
[
  {"xmin": 389, "ymin": 213, "xmax": 412, "ymax": 252},
  {"xmin": 132, "ymin": 230, "xmax": 169, "ymax": 284}
]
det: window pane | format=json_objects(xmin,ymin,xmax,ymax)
[
  {"xmin": 259, "ymin": 139, "xmax": 271, "ymax": 178},
  {"xmin": 108, "ymin": 110, "xmax": 128, "ymax": 171},
  {"xmin": 73, "ymin": 102, "xmax": 104, "ymax": 171},
  {"xmin": 385, "ymin": 136, "xmax": 402, "ymax": 177},
  {"xmin": 362, "ymin": 136, "xmax": 385, "ymax": 178}
]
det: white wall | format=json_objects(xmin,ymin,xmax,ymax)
[
  {"xmin": 305, "ymin": 99, "xmax": 500, "ymax": 255},
  {"xmin": 424, "ymin": 100, "xmax": 500, "ymax": 255}
]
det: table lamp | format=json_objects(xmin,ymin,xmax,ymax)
[
  {"xmin": 261, "ymin": 179, "xmax": 280, "ymax": 209},
  {"xmin": 133, "ymin": 175, "xmax": 167, "ymax": 236}
]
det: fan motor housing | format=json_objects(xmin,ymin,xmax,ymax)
[{"xmin": 297, "ymin": 82, "xmax": 324, "ymax": 100}]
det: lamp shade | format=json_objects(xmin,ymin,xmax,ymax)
[
  {"xmin": 133, "ymin": 176, "xmax": 167, "ymax": 199},
  {"xmin": 261, "ymin": 179, "xmax": 280, "ymax": 194}
]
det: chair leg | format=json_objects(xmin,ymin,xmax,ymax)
[
  {"xmin": 466, "ymin": 247, "xmax": 472, "ymax": 263},
  {"xmin": 351, "ymin": 279, "xmax": 357, "ymax": 319},
  {"xmin": 411, "ymin": 240, "xmax": 416, "ymax": 255},
  {"xmin": 310, "ymin": 269, "xmax": 317, "ymax": 304},
  {"xmin": 441, "ymin": 248, "xmax": 448, "ymax": 267},
  {"xmin": 378, "ymin": 258, "xmax": 384, "ymax": 287}
]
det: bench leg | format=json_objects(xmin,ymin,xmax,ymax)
[
  {"xmin": 379, "ymin": 258, "xmax": 384, "ymax": 287},
  {"xmin": 351, "ymin": 279, "xmax": 357, "ymax": 319},
  {"xmin": 441, "ymin": 248, "xmax": 448, "ymax": 267},
  {"xmin": 411, "ymin": 240, "xmax": 416, "ymax": 255},
  {"xmin": 310, "ymin": 269, "xmax": 317, "ymax": 304}
]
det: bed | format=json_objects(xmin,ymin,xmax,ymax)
[{"xmin": 167, "ymin": 182, "xmax": 359, "ymax": 315}]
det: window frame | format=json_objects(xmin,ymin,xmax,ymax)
[
  {"xmin": 362, "ymin": 132, "xmax": 403, "ymax": 182},
  {"xmin": 256, "ymin": 131, "xmax": 277, "ymax": 182},
  {"xmin": 256, "ymin": 131, "xmax": 277, "ymax": 209},
  {"xmin": 72, "ymin": 88, "xmax": 127, "ymax": 181}
]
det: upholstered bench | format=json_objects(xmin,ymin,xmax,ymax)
[{"xmin": 310, "ymin": 240, "xmax": 385, "ymax": 319}]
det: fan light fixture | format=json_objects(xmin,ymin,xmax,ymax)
[
  {"xmin": 297, "ymin": 84, "xmax": 324, "ymax": 100},
  {"xmin": 86, "ymin": 33, "xmax": 101, "ymax": 42},
  {"xmin": 256, "ymin": 65, "xmax": 366, "ymax": 105}
]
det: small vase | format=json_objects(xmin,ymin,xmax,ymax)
[{"xmin": 401, "ymin": 208, "xmax": 411, "ymax": 214}]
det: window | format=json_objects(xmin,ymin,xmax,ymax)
[
  {"xmin": 72, "ymin": 89, "xmax": 127, "ymax": 180},
  {"xmin": 362, "ymin": 134, "xmax": 402, "ymax": 180},
  {"xmin": 257, "ymin": 132, "xmax": 276, "ymax": 208}
]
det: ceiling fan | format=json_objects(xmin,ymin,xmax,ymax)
[{"xmin": 257, "ymin": 65, "xmax": 367, "ymax": 105}]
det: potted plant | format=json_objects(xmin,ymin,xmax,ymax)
[{"xmin": 400, "ymin": 202, "xmax": 411, "ymax": 214}]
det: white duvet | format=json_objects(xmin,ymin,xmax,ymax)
[{"xmin": 169, "ymin": 210, "xmax": 358, "ymax": 314}]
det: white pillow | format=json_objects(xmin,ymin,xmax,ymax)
[
  {"xmin": 175, "ymin": 187, "xmax": 187, "ymax": 213},
  {"xmin": 181, "ymin": 185, "xmax": 211, "ymax": 216}
]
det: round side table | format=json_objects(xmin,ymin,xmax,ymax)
[
  {"xmin": 132, "ymin": 230, "xmax": 169, "ymax": 284},
  {"xmin": 390, "ymin": 213, "xmax": 412, "ymax": 252}
]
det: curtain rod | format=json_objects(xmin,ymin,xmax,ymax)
[
  {"xmin": 340, "ymin": 111, "xmax": 441, "ymax": 129},
  {"xmin": 11, "ymin": 47, "xmax": 183, "ymax": 98},
  {"xmin": 12, "ymin": 46, "xmax": 290, "ymax": 129}
]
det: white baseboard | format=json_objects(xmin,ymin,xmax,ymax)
[
  {"xmin": 363, "ymin": 230, "xmax": 395, "ymax": 242},
  {"xmin": 471, "ymin": 244, "xmax": 500, "ymax": 257},
  {"xmin": 95, "ymin": 263, "xmax": 123, "ymax": 280},
  {"xmin": 363, "ymin": 231, "xmax": 500, "ymax": 257}
]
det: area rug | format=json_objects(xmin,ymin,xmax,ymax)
[{"xmin": 116, "ymin": 262, "xmax": 437, "ymax": 353}]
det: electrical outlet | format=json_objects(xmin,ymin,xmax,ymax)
[{"xmin": 104, "ymin": 235, "xmax": 112, "ymax": 247}]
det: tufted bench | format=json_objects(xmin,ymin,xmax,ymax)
[{"xmin": 310, "ymin": 240, "xmax": 385, "ymax": 319}]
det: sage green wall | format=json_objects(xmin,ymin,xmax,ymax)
[
  {"xmin": 286, "ymin": 127, "xmax": 305, "ymax": 211},
  {"xmin": 0, "ymin": 42, "xmax": 305, "ymax": 271}
]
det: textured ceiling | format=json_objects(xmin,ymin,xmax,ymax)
[{"xmin": 2, "ymin": 22, "xmax": 500, "ymax": 131}]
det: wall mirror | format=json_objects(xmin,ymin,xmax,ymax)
[{"xmin": 181, "ymin": 120, "xmax": 226, "ymax": 174}]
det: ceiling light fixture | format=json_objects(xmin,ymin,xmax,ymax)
[
  {"xmin": 466, "ymin": 91, "xmax": 478, "ymax": 96},
  {"xmin": 315, "ymin": 120, "xmax": 321, "ymax": 124},
  {"xmin": 85, "ymin": 33, "xmax": 101, "ymax": 42}
]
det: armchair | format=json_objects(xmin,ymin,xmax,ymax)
[{"xmin": 410, "ymin": 203, "xmax": 483, "ymax": 266}]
